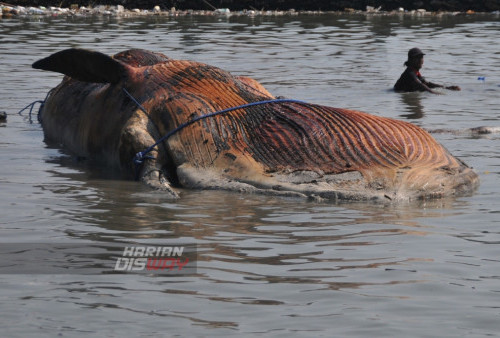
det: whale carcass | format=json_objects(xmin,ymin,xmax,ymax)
[{"xmin": 32, "ymin": 48, "xmax": 479, "ymax": 202}]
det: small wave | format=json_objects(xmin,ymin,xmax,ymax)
[{"xmin": 427, "ymin": 126, "xmax": 500, "ymax": 135}]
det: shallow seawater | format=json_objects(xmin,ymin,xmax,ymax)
[{"xmin": 1, "ymin": 12, "xmax": 500, "ymax": 337}]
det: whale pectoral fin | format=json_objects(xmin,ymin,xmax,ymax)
[
  {"xmin": 32, "ymin": 48, "xmax": 130, "ymax": 84},
  {"xmin": 139, "ymin": 160, "xmax": 179, "ymax": 198},
  {"xmin": 120, "ymin": 117, "xmax": 179, "ymax": 198}
]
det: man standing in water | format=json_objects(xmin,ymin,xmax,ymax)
[{"xmin": 394, "ymin": 47, "xmax": 461, "ymax": 94}]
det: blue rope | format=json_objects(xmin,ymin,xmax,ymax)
[
  {"xmin": 18, "ymin": 89, "xmax": 53, "ymax": 123},
  {"xmin": 18, "ymin": 100, "xmax": 44, "ymax": 123},
  {"xmin": 122, "ymin": 88, "xmax": 307, "ymax": 180}
]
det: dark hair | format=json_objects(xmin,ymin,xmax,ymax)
[{"xmin": 404, "ymin": 61, "xmax": 409, "ymax": 67}]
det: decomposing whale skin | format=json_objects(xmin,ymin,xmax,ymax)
[{"xmin": 32, "ymin": 48, "xmax": 479, "ymax": 202}]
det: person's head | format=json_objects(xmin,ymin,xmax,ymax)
[{"xmin": 404, "ymin": 47, "xmax": 425, "ymax": 69}]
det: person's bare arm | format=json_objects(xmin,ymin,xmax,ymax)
[
  {"xmin": 423, "ymin": 78, "xmax": 461, "ymax": 91},
  {"xmin": 415, "ymin": 75, "xmax": 442, "ymax": 94}
]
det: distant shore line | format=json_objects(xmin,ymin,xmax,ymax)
[{"xmin": 2, "ymin": 1, "xmax": 499, "ymax": 19}]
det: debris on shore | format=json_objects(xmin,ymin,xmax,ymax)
[{"xmin": 1, "ymin": 2, "xmax": 498, "ymax": 19}]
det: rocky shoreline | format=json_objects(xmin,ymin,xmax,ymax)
[{"xmin": 1, "ymin": 0, "xmax": 499, "ymax": 18}]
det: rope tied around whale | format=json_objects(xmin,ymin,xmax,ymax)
[
  {"xmin": 18, "ymin": 89, "xmax": 53, "ymax": 123},
  {"xmin": 122, "ymin": 88, "xmax": 307, "ymax": 181}
]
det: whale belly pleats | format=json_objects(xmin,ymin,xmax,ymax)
[{"xmin": 201, "ymin": 102, "xmax": 458, "ymax": 176}]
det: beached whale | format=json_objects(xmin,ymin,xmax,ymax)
[{"xmin": 32, "ymin": 48, "xmax": 479, "ymax": 202}]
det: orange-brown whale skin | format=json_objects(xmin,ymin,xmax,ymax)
[{"xmin": 32, "ymin": 49, "xmax": 479, "ymax": 202}]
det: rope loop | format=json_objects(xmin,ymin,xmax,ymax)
[
  {"xmin": 18, "ymin": 89, "xmax": 53, "ymax": 123},
  {"xmin": 133, "ymin": 151, "xmax": 146, "ymax": 165},
  {"xmin": 18, "ymin": 100, "xmax": 44, "ymax": 123}
]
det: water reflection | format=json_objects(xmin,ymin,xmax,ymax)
[
  {"xmin": 399, "ymin": 92, "xmax": 425, "ymax": 119},
  {"xmin": 31, "ymin": 154, "xmax": 468, "ymax": 292}
]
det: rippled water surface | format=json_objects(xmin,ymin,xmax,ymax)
[{"xmin": 1, "ymin": 13, "xmax": 500, "ymax": 337}]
